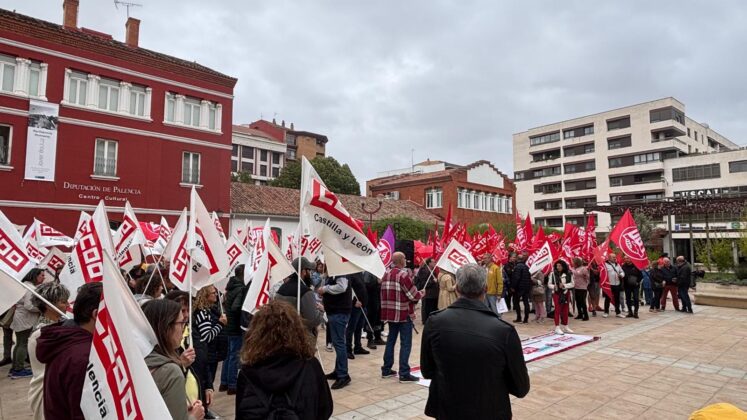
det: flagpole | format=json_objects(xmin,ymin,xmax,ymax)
[
  {"xmin": 296, "ymin": 233, "xmax": 302, "ymax": 314},
  {"xmin": 187, "ymin": 249, "xmax": 193, "ymax": 348},
  {"xmin": 351, "ymin": 288, "xmax": 375, "ymax": 336},
  {"xmin": 17, "ymin": 279, "xmax": 68, "ymax": 319},
  {"xmin": 141, "ymin": 231, "xmax": 176, "ymax": 296}
]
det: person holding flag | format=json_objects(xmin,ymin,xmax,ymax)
[
  {"xmin": 8, "ymin": 268, "xmax": 45, "ymax": 379},
  {"xmin": 548, "ymin": 260, "xmax": 574, "ymax": 335},
  {"xmin": 510, "ymin": 254, "xmax": 532, "ymax": 324},
  {"xmin": 603, "ymin": 253, "xmax": 626, "ymax": 318}
]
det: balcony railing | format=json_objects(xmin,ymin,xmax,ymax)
[{"xmin": 93, "ymin": 157, "xmax": 116, "ymax": 176}]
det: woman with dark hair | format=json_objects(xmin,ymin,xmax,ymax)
[
  {"xmin": 192, "ymin": 285, "xmax": 226, "ymax": 417},
  {"xmin": 134, "ymin": 275, "xmax": 165, "ymax": 306},
  {"xmin": 548, "ymin": 260, "xmax": 574, "ymax": 335},
  {"xmin": 236, "ymin": 300, "xmax": 333, "ymax": 419},
  {"xmin": 143, "ymin": 299, "xmax": 205, "ymax": 420},
  {"xmin": 571, "ymin": 258, "xmax": 590, "ymax": 321},
  {"xmin": 9, "ymin": 268, "xmax": 45, "ymax": 379}
]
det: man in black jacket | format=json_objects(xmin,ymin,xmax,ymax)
[
  {"xmin": 221, "ymin": 265, "xmax": 248, "ymax": 394},
  {"xmin": 414, "ymin": 258, "xmax": 439, "ymax": 323},
  {"xmin": 346, "ymin": 272, "xmax": 370, "ymax": 358},
  {"xmin": 511, "ymin": 253, "xmax": 531, "ymax": 324},
  {"xmin": 318, "ymin": 274, "xmax": 353, "ymax": 389},
  {"xmin": 420, "ymin": 263, "xmax": 529, "ymax": 420},
  {"xmin": 363, "ymin": 271, "xmax": 385, "ymax": 349},
  {"xmin": 675, "ymin": 256, "xmax": 693, "ymax": 314},
  {"xmin": 621, "ymin": 257, "xmax": 642, "ymax": 318}
]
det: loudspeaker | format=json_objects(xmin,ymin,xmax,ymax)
[{"xmin": 395, "ymin": 239, "xmax": 415, "ymax": 269}]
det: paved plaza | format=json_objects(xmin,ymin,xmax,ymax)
[{"xmin": 2, "ymin": 302, "xmax": 747, "ymax": 419}]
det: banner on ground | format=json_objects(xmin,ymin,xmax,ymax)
[
  {"xmin": 436, "ymin": 239, "xmax": 476, "ymax": 274},
  {"xmin": 521, "ymin": 332, "xmax": 598, "ymax": 362},
  {"xmin": 24, "ymin": 100, "xmax": 59, "ymax": 182}
]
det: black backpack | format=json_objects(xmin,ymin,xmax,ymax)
[{"xmin": 241, "ymin": 370, "xmax": 303, "ymax": 420}]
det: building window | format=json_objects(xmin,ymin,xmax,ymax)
[
  {"xmin": 287, "ymin": 149, "xmax": 296, "ymax": 160},
  {"xmin": 729, "ymin": 160, "xmax": 747, "ymax": 173},
  {"xmin": 0, "ymin": 54, "xmax": 15, "ymax": 93},
  {"xmin": 183, "ymin": 98, "xmax": 201, "ymax": 127},
  {"xmin": 98, "ymin": 78, "xmax": 120, "ymax": 112},
  {"xmin": 93, "ymin": 139, "xmax": 117, "ymax": 177},
  {"xmin": 606, "ymin": 116, "xmax": 630, "ymax": 131},
  {"xmin": 208, "ymin": 104, "xmax": 217, "ymax": 130},
  {"xmin": 28, "ymin": 62, "xmax": 41, "ymax": 97},
  {"xmin": 382, "ymin": 191, "xmax": 399, "ymax": 200},
  {"xmin": 532, "ymin": 165, "xmax": 561, "ymax": 178},
  {"xmin": 563, "ymin": 124, "xmax": 594, "ymax": 139},
  {"xmin": 165, "ymin": 93, "xmax": 176, "ymax": 122},
  {"xmin": 609, "ymin": 157, "xmax": 623, "ymax": 168},
  {"xmin": 563, "ymin": 143, "xmax": 594, "ymax": 157},
  {"xmin": 634, "ymin": 152, "xmax": 660, "ymax": 165},
  {"xmin": 650, "ymin": 107, "xmax": 685, "ymax": 124},
  {"xmin": 129, "ymin": 85, "xmax": 146, "ymax": 116},
  {"xmin": 564, "ymin": 161, "xmax": 595, "ymax": 174},
  {"xmin": 672, "ymin": 163, "xmax": 721, "ymax": 182},
  {"xmin": 286, "ymin": 134, "xmax": 297, "ymax": 146},
  {"xmin": 529, "ymin": 131, "xmax": 560, "ymax": 146},
  {"xmin": 182, "ymin": 152, "xmax": 200, "ymax": 184},
  {"xmin": 607, "ymin": 135, "xmax": 631, "ymax": 150},
  {"xmin": 0, "ymin": 125, "xmax": 11, "ymax": 166},
  {"xmin": 425, "ymin": 188, "xmax": 443, "ymax": 209},
  {"xmin": 67, "ymin": 71, "xmax": 88, "ymax": 106}
]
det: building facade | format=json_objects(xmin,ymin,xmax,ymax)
[
  {"xmin": 367, "ymin": 160, "xmax": 516, "ymax": 226},
  {"xmin": 513, "ymin": 97, "xmax": 739, "ymax": 231},
  {"xmin": 0, "ymin": 2, "xmax": 236, "ymax": 233},
  {"xmin": 247, "ymin": 119, "xmax": 327, "ymax": 162},
  {"xmin": 231, "ymin": 125, "xmax": 285, "ymax": 184}
]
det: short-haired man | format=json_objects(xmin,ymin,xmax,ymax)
[
  {"xmin": 318, "ymin": 273, "xmax": 353, "ymax": 390},
  {"xmin": 380, "ymin": 252, "xmax": 424, "ymax": 382},
  {"xmin": 675, "ymin": 256, "xmax": 693, "ymax": 314},
  {"xmin": 481, "ymin": 253, "xmax": 504, "ymax": 316},
  {"xmin": 659, "ymin": 257, "xmax": 680, "ymax": 311},
  {"xmin": 36, "ymin": 282, "xmax": 103, "ymax": 419},
  {"xmin": 510, "ymin": 253, "xmax": 531, "ymax": 324},
  {"xmin": 421, "ymin": 263, "xmax": 530, "ymax": 419}
]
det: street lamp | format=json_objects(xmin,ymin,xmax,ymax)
[{"xmin": 361, "ymin": 199, "xmax": 383, "ymax": 228}]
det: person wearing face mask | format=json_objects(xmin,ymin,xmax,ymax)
[{"xmin": 275, "ymin": 257, "xmax": 325, "ymax": 339}]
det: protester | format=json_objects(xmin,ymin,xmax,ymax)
[
  {"xmin": 164, "ymin": 290, "xmax": 200, "ymax": 400},
  {"xmin": 311, "ymin": 261, "xmax": 325, "ymax": 288},
  {"xmin": 275, "ymin": 257, "xmax": 324, "ymax": 338},
  {"xmin": 502, "ymin": 253, "xmax": 517, "ymax": 311},
  {"xmin": 345, "ymin": 272, "xmax": 370, "ymax": 359},
  {"xmin": 414, "ymin": 258, "xmax": 439, "ymax": 323},
  {"xmin": 27, "ymin": 282, "xmax": 69, "ymax": 420},
  {"xmin": 420, "ymin": 263, "xmax": 530, "ymax": 419},
  {"xmin": 143, "ymin": 299, "xmax": 205, "ymax": 420},
  {"xmin": 511, "ymin": 253, "xmax": 532, "ymax": 324},
  {"xmin": 482, "ymin": 253, "xmax": 504, "ymax": 316},
  {"xmin": 530, "ymin": 270, "xmax": 546, "ymax": 323},
  {"xmin": 603, "ymin": 253, "xmax": 625, "ymax": 318},
  {"xmin": 134, "ymin": 275, "xmax": 165, "ymax": 306},
  {"xmin": 0, "ymin": 309, "xmax": 12, "ymax": 367},
  {"xmin": 588, "ymin": 261, "xmax": 602, "ymax": 317},
  {"xmin": 437, "ymin": 268, "xmax": 458, "ymax": 310},
  {"xmin": 548, "ymin": 260, "xmax": 574, "ymax": 334},
  {"xmin": 191, "ymin": 285, "xmax": 226, "ymax": 417},
  {"xmin": 675, "ymin": 256, "xmax": 694, "ymax": 314},
  {"xmin": 380, "ymin": 252, "xmax": 425, "ymax": 383},
  {"xmin": 641, "ymin": 265, "xmax": 653, "ymax": 306},
  {"xmin": 650, "ymin": 260, "xmax": 664, "ymax": 312},
  {"xmin": 36, "ymin": 282, "xmax": 102, "ymax": 419},
  {"xmin": 621, "ymin": 256, "xmax": 642, "ymax": 318},
  {"xmin": 220, "ymin": 264, "xmax": 247, "ymax": 394},
  {"xmin": 9, "ymin": 268, "xmax": 45, "ymax": 379},
  {"xmin": 317, "ymin": 274, "xmax": 352, "ymax": 389},
  {"xmin": 571, "ymin": 258, "xmax": 590, "ymax": 321},
  {"xmin": 235, "ymin": 300, "xmax": 333, "ymax": 419},
  {"xmin": 363, "ymin": 271, "xmax": 385, "ymax": 349},
  {"xmin": 659, "ymin": 257, "xmax": 680, "ymax": 311}
]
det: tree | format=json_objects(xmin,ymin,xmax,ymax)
[
  {"xmin": 695, "ymin": 237, "xmax": 735, "ymax": 273},
  {"xmin": 231, "ymin": 171, "xmax": 254, "ymax": 184},
  {"xmin": 372, "ymin": 216, "xmax": 429, "ymax": 241},
  {"xmin": 270, "ymin": 156, "xmax": 360, "ymax": 195},
  {"xmin": 632, "ymin": 211, "xmax": 656, "ymax": 248}
]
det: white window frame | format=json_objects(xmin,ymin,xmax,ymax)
[
  {"xmin": 0, "ymin": 124, "xmax": 12, "ymax": 168},
  {"xmin": 93, "ymin": 138, "xmax": 118, "ymax": 178},
  {"xmin": 28, "ymin": 62, "xmax": 41, "ymax": 98},
  {"xmin": 0, "ymin": 54, "xmax": 15, "ymax": 93},
  {"xmin": 183, "ymin": 98, "xmax": 201, "ymax": 127},
  {"xmin": 425, "ymin": 188, "xmax": 442, "ymax": 209},
  {"xmin": 165, "ymin": 93, "xmax": 176, "ymax": 122},
  {"xmin": 182, "ymin": 151, "xmax": 201, "ymax": 185},
  {"xmin": 208, "ymin": 103, "xmax": 217, "ymax": 130},
  {"xmin": 98, "ymin": 78, "xmax": 120, "ymax": 112},
  {"xmin": 129, "ymin": 85, "xmax": 146, "ymax": 117},
  {"xmin": 66, "ymin": 71, "xmax": 89, "ymax": 106}
]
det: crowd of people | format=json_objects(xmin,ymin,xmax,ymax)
[{"xmin": 0, "ymin": 247, "xmax": 699, "ymax": 419}]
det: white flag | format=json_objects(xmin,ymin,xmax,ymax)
[
  {"xmin": 242, "ymin": 220, "xmax": 295, "ymax": 313},
  {"xmin": 225, "ymin": 235, "xmax": 249, "ymax": 276},
  {"xmin": 23, "ymin": 220, "xmax": 48, "ymax": 263},
  {"xmin": 147, "ymin": 217, "xmax": 172, "ymax": 256},
  {"xmin": 164, "ymin": 209, "xmax": 190, "ymax": 292},
  {"xmin": 80, "ymin": 253, "xmax": 170, "ymax": 419},
  {"xmin": 35, "ymin": 219, "xmax": 74, "ymax": 248},
  {"xmin": 187, "ymin": 188, "xmax": 229, "ymax": 290},
  {"xmin": 527, "ymin": 241, "xmax": 555, "ymax": 275},
  {"xmin": 73, "ymin": 212, "xmax": 92, "ymax": 243},
  {"xmin": 38, "ymin": 247, "xmax": 68, "ymax": 276},
  {"xmin": 299, "ymin": 157, "xmax": 385, "ymax": 278},
  {"xmin": 322, "ymin": 245, "xmax": 366, "ymax": 276},
  {"xmin": 436, "ymin": 239, "xmax": 477, "ymax": 274},
  {"xmin": 212, "ymin": 211, "xmax": 227, "ymax": 244},
  {"xmin": 285, "ymin": 222, "xmax": 322, "ymax": 263},
  {"xmin": 0, "ymin": 210, "xmax": 36, "ymax": 313},
  {"xmin": 113, "ymin": 202, "xmax": 146, "ymax": 271},
  {"xmin": 59, "ymin": 201, "xmax": 115, "ymax": 301}
]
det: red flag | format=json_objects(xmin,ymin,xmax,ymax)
[
  {"xmin": 491, "ymin": 233, "xmax": 509, "ymax": 265},
  {"xmin": 523, "ymin": 214, "xmax": 534, "ymax": 247},
  {"xmin": 609, "ymin": 209, "xmax": 648, "ymax": 269},
  {"xmin": 593, "ymin": 239, "xmax": 614, "ymax": 305},
  {"xmin": 559, "ymin": 223, "xmax": 581, "ymax": 265},
  {"xmin": 529, "ymin": 227, "xmax": 546, "ymax": 252},
  {"xmin": 514, "ymin": 213, "xmax": 527, "ymax": 252},
  {"xmin": 443, "ymin": 204, "xmax": 453, "ymax": 243},
  {"xmin": 582, "ymin": 214, "xmax": 597, "ymax": 261}
]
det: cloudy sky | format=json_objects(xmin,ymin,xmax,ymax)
[{"xmin": 7, "ymin": 0, "xmax": 747, "ymax": 185}]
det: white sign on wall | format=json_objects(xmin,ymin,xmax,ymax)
[{"xmin": 24, "ymin": 100, "xmax": 59, "ymax": 182}]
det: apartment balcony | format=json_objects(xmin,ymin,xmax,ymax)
[
  {"xmin": 562, "ymin": 170, "xmax": 598, "ymax": 181},
  {"xmin": 533, "ymin": 208, "xmax": 567, "ymax": 218},
  {"xmin": 562, "ymin": 152, "xmax": 597, "ymax": 163},
  {"xmin": 609, "ymin": 160, "xmax": 664, "ymax": 175},
  {"xmin": 608, "ymin": 180, "xmax": 665, "ymax": 194},
  {"xmin": 528, "ymin": 155, "xmax": 561, "ymax": 166},
  {"xmin": 651, "ymin": 136, "xmax": 690, "ymax": 155},
  {"xmin": 650, "ymin": 119, "xmax": 686, "ymax": 136}
]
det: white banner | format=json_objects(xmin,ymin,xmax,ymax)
[
  {"xmin": 521, "ymin": 332, "xmax": 598, "ymax": 362},
  {"xmin": 225, "ymin": 235, "xmax": 249, "ymax": 276},
  {"xmin": 38, "ymin": 247, "xmax": 68, "ymax": 276},
  {"xmin": 164, "ymin": 209, "xmax": 190, "ymax": 291},
  {"xmin": 242, "ymin": 220, "xmax": 295, "ymax": 313},
  {"xmin": 23, "ymin": 220, "xmax": 48, "ymax": 264},
  {"xmin": 527, "ymin": 241, "xmax": 554, "ymax": 275},
  {"xmin": 187, "ymin": 188, "xmax": 229, "ymax": 290},
  {"xmin": 24, "ymin": 100, "xmax": 59, "ymax": 182},
  {"xmin": 35, "ymin": 219, "xmax": 74, "ymax": 248},
  {"xmin": 113, "ymin": 202, "xmax": 146, "ymax": 271},
  {"xmin": 436, "ymin": 239, "xmax": 477, "ymax": 274}
]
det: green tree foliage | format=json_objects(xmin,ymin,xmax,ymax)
[
  {"xmin": 270, "ymin": 157, "xmax": 360, "ymax": 195},
  {"xmin": 632, "ymin": 211, "xmax": 655, "ymax": 247},
  {"xmin": 372, "ymin": 216, "xmax": 430, "ymax": 241},
  {"xmin": 695, "ymin": 237, "xmax": 735, "ymax": 273},
  {"xmin": 231, "ymin": 171, "xmax": 254, "ymax": 184}
]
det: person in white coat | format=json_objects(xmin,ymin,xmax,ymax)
[{"xmin": 548, "ymin": 260, "xmax": 574, "ymax": 335}]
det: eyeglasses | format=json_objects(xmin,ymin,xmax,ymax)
[{"xmin": 172, "ymin": 320, "xmax": 189, "ymax": 329}]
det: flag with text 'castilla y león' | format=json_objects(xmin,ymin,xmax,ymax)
[
  {"xmin": 59, "ymin": 201, "xmax": 115, "ymax": 301},
  {"xmin": 436, "ymin": 239, "xmax": 477, "ymax": 274},
  {"xmin": 113, "ymin": 202, "xmax": 146, "ymax": 271},
  {"xmin": 187, "ymin": 187, "xmax": 230, "ymax": 291},
  {"xmin": 242, "ymin": 219, "xmax": 295, "ymax": 313},
  {"xmin": 80, "ymin": 253, "xmax": 170, "ymax": 419},
  {"xmin": 0, "ymin": 210, "xmax": 36, "ymax": 313},
  {"xmin": 299, "ymin": 157, "xmax": 385, "ymax": 278},
  {"xmin": 34, "ymin": 218, "xmax": 74, "ymax": 248},
  {"xmin": 609, "ymin": 209, "xmax": 649, "ymax": 270}
]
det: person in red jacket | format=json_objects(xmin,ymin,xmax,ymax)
[{"xmin": 36, "ymin": 282, "xmax": 102, "ymax": 420}]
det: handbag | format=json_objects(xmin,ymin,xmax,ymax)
[
  {"xmin": 0, "ymin": 307, "xmax": 15, "ymax": 329},
  {"xmin": 531, "ymin": 282, "xmax": 545, "ymax": 298}
]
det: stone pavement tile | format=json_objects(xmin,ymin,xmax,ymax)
[
  {"xmin": 396, "ymin": 403, "xmax": 424, "ymax": 418},
  {"xmin": 620, "ymin": 392, "xmax": 660, "ymax": 407},
  {"xmin": 332, "ymin": 402, "xmax": 353, "ymax": 416},
  {"xmin": 541, "ymin": 396, "xmax": 597, "ymax": 419},
  {"xmin": 356, "ymin": 403, "xmax": 388, "ymax": 417},
  {"xmin": 583, "ymin": 399, "xmax": 648, "ymax": 420},
  {"xmin": 337, "ymin": 392, "xmax": 374, "ymax": 409},
  {"xmin": 332, "ymin": 410, "xmax": 370, "ymax": 420},
  {"xmin": 394, "ymin": 392, "xmax": 424, "ymax": 405},
  {"xmin": 375, "ymin": 397, "xmax": 408, "ymax": 411},
  {"xmin": 639, "ymin": 407, "xmax": 687, "ymax": 420},
  {"xmin": 651, "ymin": 397, "xmax": 702, "ymax": 417},
  {"xmin": 510, "ymin": 403, "xmax": 537, "ymax": 418}
]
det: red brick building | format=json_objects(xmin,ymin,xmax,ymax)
[
  {"xmin": 0, "ymin": 2, "xmax": 236, "ymax": 233},
  {"xmin": 247, "ymin": 119, "xmax": 327, "ymax": 163},
  {"xmin": 367, "ymin": 160, "xmax": 516, "ymax": 226}
]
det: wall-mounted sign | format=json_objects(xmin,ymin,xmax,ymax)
[
  {"xmin": 63, "ymin": 181, "xmax": 142, "ymax": 203},
  {"xmin": 24, "ymin": 100, "xmax": 59, "ymax": 182}
]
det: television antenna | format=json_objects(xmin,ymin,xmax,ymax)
[{"xmin": 114, "ymin": 0, "xmax": 142, "ymax": 18}]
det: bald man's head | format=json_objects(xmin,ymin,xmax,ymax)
[{"xmin": 393, "ymin": 252, "xmax": 406, "ymax": 268}]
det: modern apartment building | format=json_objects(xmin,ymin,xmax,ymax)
[
  {"xmin": 247, "ymin": 119, "xmax": 327, "ymax": 162},
  {"xmin": 513, "ymin": 97, "xmax": 740, "ymax": 232},
  {"xmin": 231, "ymin": 124, "xmax": 286, "ymax": 184}
]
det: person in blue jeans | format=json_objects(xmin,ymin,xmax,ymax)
[
  {"xmin": 220, "ymin": 265, "xmax": 248, "ymax": 394},
  {"xmin": 641, "ymin": 268, "xmax": 653, "ymax": 306},
  {"xmin": 318, "ymin": 274, "xmax": 352, "ymax": 390},
  {"xmin": 380, "ymin": 252, "xmax": 424, "ymax": 382}
]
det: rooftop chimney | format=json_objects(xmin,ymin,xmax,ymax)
[
  {"xmin": 281, "ymin": 120, "xmax": 285, "ymax": 127},
  {"xmin": 125, "ymin": 17, "xmax": 140, "ymax": 48},
  {"xmin": 63, "ymin": 0, "xmax": 79, "ymax": 29},
  {"xmin": 290, "ymin": 122, "xmax": 294, "ymax": 130},
  {"xmin": 272, "ymin": 118, "xmax": 276, "ymax": 124}
]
